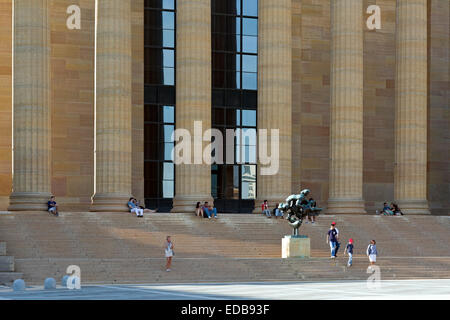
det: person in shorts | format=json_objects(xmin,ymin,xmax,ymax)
[
  {"xmin": 164, "ymin": 236, "xmax": 174, "ymax": 272},
  {"xmin": 47, "ymin": 196, "xmax": 59, "ymax": 216},
  {"xmin": 366, "ymin": 240, "xmax": 378, "ymax": 265}
]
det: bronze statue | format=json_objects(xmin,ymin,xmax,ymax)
[{"xmin": 278, "ymin": 189, "xmax": 322, "ymax": 236}]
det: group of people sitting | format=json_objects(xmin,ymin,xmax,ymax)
[
  {"xmin": 261, "ymin": 200, "xmax": 284, "ymax": 219},
  {"xmin": 380, "ymin": 202, "xmax": 403, "ymax": 216},
  {"xmin": 195, "ymin": 201, "xmax": 218, "ymax": 219}
]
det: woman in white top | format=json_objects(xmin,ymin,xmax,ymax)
[{"xmin": 164, "ymin": 236, "xmax": 174, "ymax": 272}]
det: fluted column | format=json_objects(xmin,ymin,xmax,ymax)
[
  {"xmin": 327, "ymin": 0, "xmax": 366, "ymax": 214},
  {"xmin": 90, "ymin": 0, "xmax": 132, "ymax": 212},
  {"xmin": 171, "ymin": 0, "xmax": 213, "ymax": 212},
  {"xmin": 254, "ymin": 0, "xmax": 292, "ymax": 210},
  {"xmin": 394, "ymin": 0, "xmax": 430, "ymax": 214},
  {"xmin": 9, "ymin": 0, "xmax": 51, "ymax": 211}
]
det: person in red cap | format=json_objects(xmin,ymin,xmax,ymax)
[
  {"xmin": 330, "ymin": 221, "xmax": 341, "ymax": 256},
  {"xmin": 344, "ymin": 238, "xmax": 354, "ymax": 267}
]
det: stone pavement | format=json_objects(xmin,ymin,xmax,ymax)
[{"xmin": 0, "ymin": 279, "xmax": 449, "ymax": 300}]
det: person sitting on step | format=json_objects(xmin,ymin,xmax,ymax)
[
  {"xmin": 195, "ymin": 202, "xmax": 204, "ymax": 217},
  {"xmin": 203, "ymin": 202, "xmax": 218, "ymax": 219},
  {"xmin": 382, "ymin": 202, "xmax": 394, "ymax": 216},
  {"xmin": 391, "ymin": 202, "xmax": 403, "ymax": 216},
  {"xmin": 47, "ymin": 196, "xmax": 59, "ymax": 217},
  {"xmin": 127, "ymin": 197, "xmax": 144, "ymax": 217},
  {"xmin": 273, "ymin": 203, "xmax": 283, "ymax": 219},
  {"xmin": 261, "ymin": 200, "xmax": 272, "ymax": 218}
]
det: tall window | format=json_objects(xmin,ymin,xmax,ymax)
[
  {"xmin": 144, "ymin": 0, "xmax": 176, "ymax": 211},
  {"xmin": 211, "ymin": 0, "xmax": 258, "ymax": 213}
]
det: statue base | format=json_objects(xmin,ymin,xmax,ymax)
[{"xmin": 282, "ymin": 235, "xmax": 310, "ymax": 258}]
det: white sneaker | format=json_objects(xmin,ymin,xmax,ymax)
[
  {"xmin": 208, "ymin": 216, "xmax": 211, "ymax": 219},
  {"xmin": 166, "ymin": 268, "xmax": 171, "ymax": 272}
]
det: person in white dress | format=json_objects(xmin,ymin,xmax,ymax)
[{"xmin": 164, "ymin": 236, "xmax": 174, "ymax": 272}]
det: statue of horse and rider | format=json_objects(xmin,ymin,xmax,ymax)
[{"xmin": 278, "ymin": 189, "xmax": 322, "ymax": 236}]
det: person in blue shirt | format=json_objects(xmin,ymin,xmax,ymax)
[
  {"xmin": 382, "ymin": 202, "xmax": 394, "ymax": 215},
  {"xmin": 326, "ymin": 223, "xmax": 339, "ymax": 259},
  {"xmin": 202, "ymin": 202, "xmax": 218, "ymax": 219},
  {"xmin": 344, "ymin": 238, "xmax": 354, "ymax": 267},
  {"xmin": 127, "ymin": 197, "xmax": 143, "ymax": 217},
  {"xmin": 47, "ymin": 196, "xmax": 59, "ymax": 216}
]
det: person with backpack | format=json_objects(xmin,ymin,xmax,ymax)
[{"xmin": 366, "ymin": 240, "xmax": 378, "ymax": 265}]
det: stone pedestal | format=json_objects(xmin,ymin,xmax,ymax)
[{"xmin": 282, "ymin": 235, "xmax": 310, "ymax": 258}]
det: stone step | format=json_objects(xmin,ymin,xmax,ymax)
[
  {"xmin": 0, "ymin": 256, "xmax": 14, "ymax": 272},
  {"xmin": 13, "ymin": 257, "xmax": 450, "ymax": 285}
]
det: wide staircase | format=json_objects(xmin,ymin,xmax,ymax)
[{"xmin": 0, "ymin": 212, "xmax": 449, "ymax": 285}]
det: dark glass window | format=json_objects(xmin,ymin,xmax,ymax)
[
  {"xmin": 144, "ymin": 1, "xmax": 176, "ymax": 211},
  {"xmin": 212, "ymin": 0, "xmax": 258, "ymax": 213}
]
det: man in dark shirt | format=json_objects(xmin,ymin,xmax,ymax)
[
  {"xmin": 47, "ymin": 196, "xmax": 59, "ymax": 216},
  {"xmin": 326, "ymin": 223, "xmax": 338, "ymax": 258}
]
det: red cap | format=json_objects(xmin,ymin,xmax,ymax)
[
  {"xmin": 349, "ymin": 238, "xmax": 353, "ymax": 243},
  {"xmin": 331, "ymin": 221, "xmax": 336, "ymax": 225}
]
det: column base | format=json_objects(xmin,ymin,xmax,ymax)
[
  {"xmin": 326, "ymin": 198, "xmax": 367, "ymax": 214},
  {"xmin": 90, "ymin": 193, "xmax": 131, "ymax": 212},
  {"xmin": 171, "ymin": 195, "xmax": 214, "ymax": 213},
  {"xmin": 395, "ymin": 200, "xmax": 430, "ymax": 215},
  {"xmin": 8, "ymin": 192, "xmax": 53, "ymax": 211}
]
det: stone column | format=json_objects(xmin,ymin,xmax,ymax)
[
  {"xmin": 90, "ymin": 0, "xmax": 132, "ymax": 212},
  {"xmin": 394, "ymin": 0, "xmax": 430, "ymax": 214},
  {"xmin": 327, "ymin": 0, "xmax": 366, "ymax": 214},
  {"xmin": 9, "ymin": 0, "xmax": 51, "ymax": 211},
  {"xmin": 171, "ymin": 0, "xmax": 213, "ymax": 212},
  {"xmin": 254, "ymin": 0, "xmax": 292, "ymax": 210}
]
